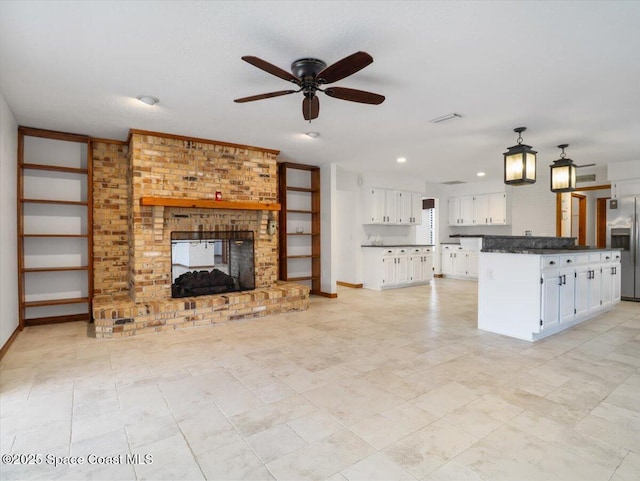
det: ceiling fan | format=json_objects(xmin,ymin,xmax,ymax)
[{"xmin": 234, "ymin": 51, "xmax": 385, "ymax": 121}]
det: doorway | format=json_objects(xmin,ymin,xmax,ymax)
[
  {"xmin": 571, "ymin": 193, "xmax": 586, "ymax": 245},
  {"xmin": 556, "ymin": 184, "xmax": 611, "ymax": 247}
]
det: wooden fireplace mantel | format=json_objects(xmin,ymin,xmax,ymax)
[{"xmin": 140, "ymin": 196, "xmax": 281, "ymax": 211}]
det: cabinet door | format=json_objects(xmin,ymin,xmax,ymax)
[
  {"xmin": 559, "ymin": 269, "xmax": 575, "ymax": 323},
  {"xmin": 612, "ymin": 262, "xmax": 621, "ymax": 303},
  {"xmin": 466, "ymin": 252, "xmax": 478, "ymax": 277},
  {"xmin": 601, "ymin": 264, "xmax": 613, "ymax": 309},
  {"xmin": 448, "ymin": 198, "xmax": 461, "ymax": 225},
  {"xmin": 453, "ymin": 249, "xmax": 467, "ymax": 276},
  {"xmin": 397, "ymin": 191, "xmax": 412, "ymax": 224},
  {"xmin": 460, "ymin": 196, "xmax": 475, "ymax": 225},
  {"xmin": 382, "ymin": 256, "xmax": 397, "ymax": 286},
  {"xmin": 589, "ymin": 267, "xmax": 602, "ymax": 312},
  {"xmin": 410, "ymin": 255, "xmax": 423, "ymax": 282},
  {"xmin": 385, "ymin": 190, "xmax": 399, "ymax": 223},
  {"xmin": 488, "ymin": 193, "xmax": 507, "ymax": 224},
  {"xmin": 397, "ymin": 252, "xmax": 410, "ymax": 284},
  {"xmin": 441, "ymin": 250, "xmax": 454, "ymax": 275},
  {"xmin": 423, "ymin": 254, "xmax": 433, "ymax": 282},
  {"xmin": 411, "ymin": 192, "xmax": 423, "ymax": 224},
  {"xmin": 541, "ymin": 271, "xmax": 560, "ymax": 330},
  {"xmin": 575, "ymin": 267, "xmax": 590, "ymax": 318},
  {"xmin": 365, "ymin": 188, "xmax": 386, "ymax": 223},
  {"xmin": 474, "ymin": 195, "xmax": 489, "ymax": 225}
]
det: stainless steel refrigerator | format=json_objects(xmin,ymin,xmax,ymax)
[{"xmin": 607, "ymin": 196, "xmax": 640, "ymax": 301}]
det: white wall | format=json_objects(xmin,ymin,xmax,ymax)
[
  {"xmin": 0, "ymin": 92, "xmax": 19, "ymax": 349},
  {"xmin": 320, "ymin": 163, "xmax": 337, "ymax": 294}
]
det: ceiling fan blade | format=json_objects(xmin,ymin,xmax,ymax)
[
  {"xmin": 324, "ymin": 87, "xmax": 385, "ymax": 104},
  {"xmin": 302, "ymin": 96, "xmax": 319, "ymax": 121},
  {"xmin": 317, "ymin": 51, "xmax": 373, "ymax": 84},
  {"xmin": 241, "ymin": 56, "xmax": 299, "ymax": 83},
  {"xmin": 575, "ymin": 163, "xmax": 597, "ymax": 168},
  {"xmin": 234, "ymin": 90, "xmax": 297, "ymax": 103}
]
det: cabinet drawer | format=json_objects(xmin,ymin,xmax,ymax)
[
  {"xmin": 589, "ymin": 253, "xmax": 601, "ymax": 263},
  {"xmin": 559, "ymin": 255, "xmax": 576, "ymax": 266},
  {"xmin": 541, "ymin": 256, "xmax": 560, "ymax": 270},
  {"xmin": 383, "ymin": 249, "xmax": 396, "ymax": 257},
  {"xmin": 601, "ymin": 252, "xmax": 614, "ymax": 262},
  {"xmin": 410, "ymin": 247, "xmax": 422, "ymax": 255},
  {"xmin": 422, "ymin": 247, "xmax": 432, "ymax": 253},
  {"xmin": 575, "ymin": 254, "xmax": 589, "ymax": 265},
  {"xmin": 611, "ymin": 251, "xmax": 621, "ymax": 262}
]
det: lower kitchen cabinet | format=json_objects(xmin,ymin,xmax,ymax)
[
  {"xmin": 478, "ymin": 251, "xmax": 621, "ymax": 341},
  {"xmin": 441, "ymin": 244, "xmax": 478, "ymax": 279},
  {"xmin": 362, "ymin": 246, "xmax": 433, "ymax": 290}
]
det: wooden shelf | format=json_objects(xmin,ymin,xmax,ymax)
[
  {"xmin": 287, "ymin": 209, "xmax": 319, "ymax": 214},
  {"xmin": 22, "ymin": 199, "xmax": 88, "ymax": 206},
  {"xmin": 140, "ymin": 196, "xmax": 280, "ymax": 211},
  {"xmin": 286, "ymin": 186, "xmax": 319, "ymax": 193},
  {"xmin": 22, "ymin": 234, "xmax": 88, "ymax": 238},
  {"xmin": 286, "ymin": 255, "xmax": 320, "ymax": 259},
  {"xmin": 24, "ymin": 297, "xmax": 90, "ymax": 308},
  {"xmin": 287, "ymin": 232, "xmax": 320, "ymax": 236},
  {"xmin": 22, "ymin": 266, "xmax": 89, "ymax": 273},
  {"xmin": 22, "ymin": 163, "xmax": 88, "ymax": 174}
]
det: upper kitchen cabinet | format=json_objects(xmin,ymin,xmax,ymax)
[
  {"xmin": 474, "ymin": 193, "xmax": 508, "ymax": 225},
  {"xmin": 448, "ymin": 192, "xmax": 510, "ymax": 226},
  {"xmin": 363, "ymin": 187, "xmax": 423, "ymax": 225},
  {"xmin": 448, "ymin": 196, "xmax": 474, "ymax": 226}
]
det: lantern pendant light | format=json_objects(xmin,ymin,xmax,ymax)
[
  {"xmin": 550, "ymin": 144, "xmax": 577, "ymax": 193},
  {"xmin": 504, "ymin": 127, "xmax": 537, "ymax": 185}
]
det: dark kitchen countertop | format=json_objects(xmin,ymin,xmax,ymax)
[
  {"xmin": 482, "ymin": 247, "xmax": 617, "ymax": 254},
  {"xmin": 361, "ymin": 244, "xmax": 434, "ymax": 248}
]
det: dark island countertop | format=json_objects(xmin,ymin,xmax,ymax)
[{"xmin": 482, "ymin": 247, "xmax": 617, "ymax": 254}]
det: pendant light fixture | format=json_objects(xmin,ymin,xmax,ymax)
[
  {"xmin": 550, "ymin": 144, "xmax": 577, "ymax": 193},
  {"xmin": 503, "ymin": 127, "xmax": 537, "ymax": 185}
]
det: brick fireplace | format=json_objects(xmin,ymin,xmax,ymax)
[{"xmin": 91, "ymin": 130, "xmax": 309, "ymax": 338}]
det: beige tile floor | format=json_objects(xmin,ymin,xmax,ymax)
[{"xmin": 1, "ymin": 278, "xmax": 639, "ymax": 481}]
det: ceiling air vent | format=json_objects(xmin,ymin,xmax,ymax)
[{"xmin": 441, "ymin": 181, "xmax": 466, "ymax": 185}]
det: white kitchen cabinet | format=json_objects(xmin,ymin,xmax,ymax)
[
  {"xmin": 411, "ymin": 192, "xmax": 423, "ymax": 224},
  {"xmin": 440, "ymin": 244, "xmax": 477, "ymax": 279},
  {"xmin": 448, "ymin": 196, "xmax": 474, "ymax": 226},
  {"xmin": 466, "ymin": 252, "xmax": 478, "ymax": 277},
  {"xmin": 362, "ymin": 246, "xmax": 433, "ymax": 290},
  {"xmin": 364, "ymin": 188, "xmax": 422, "ymax": 225},
  {"xmin": 478, "ymin": 250, "xmax": 621, "ymax": 341}
]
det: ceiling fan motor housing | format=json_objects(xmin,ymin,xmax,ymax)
[{"xmin": 291, "ymin": 58, "xmax": 327, "ymax": 80}]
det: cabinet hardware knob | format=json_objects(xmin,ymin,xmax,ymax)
[
  {"xmin": 549, "ymin": 261, "xmax": 556, "ymax": 265},
  {"xmin": 567, "ymin": 259, "xmax": 572, "ymax": 263}
]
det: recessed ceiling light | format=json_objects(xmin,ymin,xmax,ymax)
[
  {"xmin": 136, "ymin": 95, "xmax": 160, "ymax": 106},
  {"xmin": 305, "ymin": 131, "xmax": 319, "ymax": 138},
  {"xmin": 397, "ymin": 157, "xmax": 407, "ymax": 163},
  {"xmin": 430, "ymin": 113, "xmax": 463, "ymax": 124},
  {"xmin": 477, "ymin": 172, "xmax": 486, "ymax": 177}
]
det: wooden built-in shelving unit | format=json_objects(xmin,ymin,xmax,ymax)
[
  {"xmin": 278, "ymin": 162, "xmax": 321, "ymax": 294},
  {"xmin": 17, "ymin": 127, "xmax": 93, "ymax": 327}
]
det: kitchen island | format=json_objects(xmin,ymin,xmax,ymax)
[{"xmin": 477, "ymin": 236, "xmax": 621, "ymax": 341}]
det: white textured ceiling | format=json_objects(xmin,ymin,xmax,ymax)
[{"xmin": 1, "ymin": 1, "xmax": 639, "ymax": 184}]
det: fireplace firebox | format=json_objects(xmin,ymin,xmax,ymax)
[{"xmin": 171, "ymin": 231, "xmax": 255, "ymax": 298}]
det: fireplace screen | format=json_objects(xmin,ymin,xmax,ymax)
[{"xmin": 171, "ymin": 231, "xmax": 255, "ymax": 298}]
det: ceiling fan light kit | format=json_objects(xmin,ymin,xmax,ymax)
[
  {"xmin": 234, "ymin": 51, "xmax": 385, "ymax": 121},
  {"xmin": 136, "ymin": 95, "xmax": 159, "ymax": 106},
  {"xmin": 503, "ymin": 127, "xmax": 537, "ymax": 186}
]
